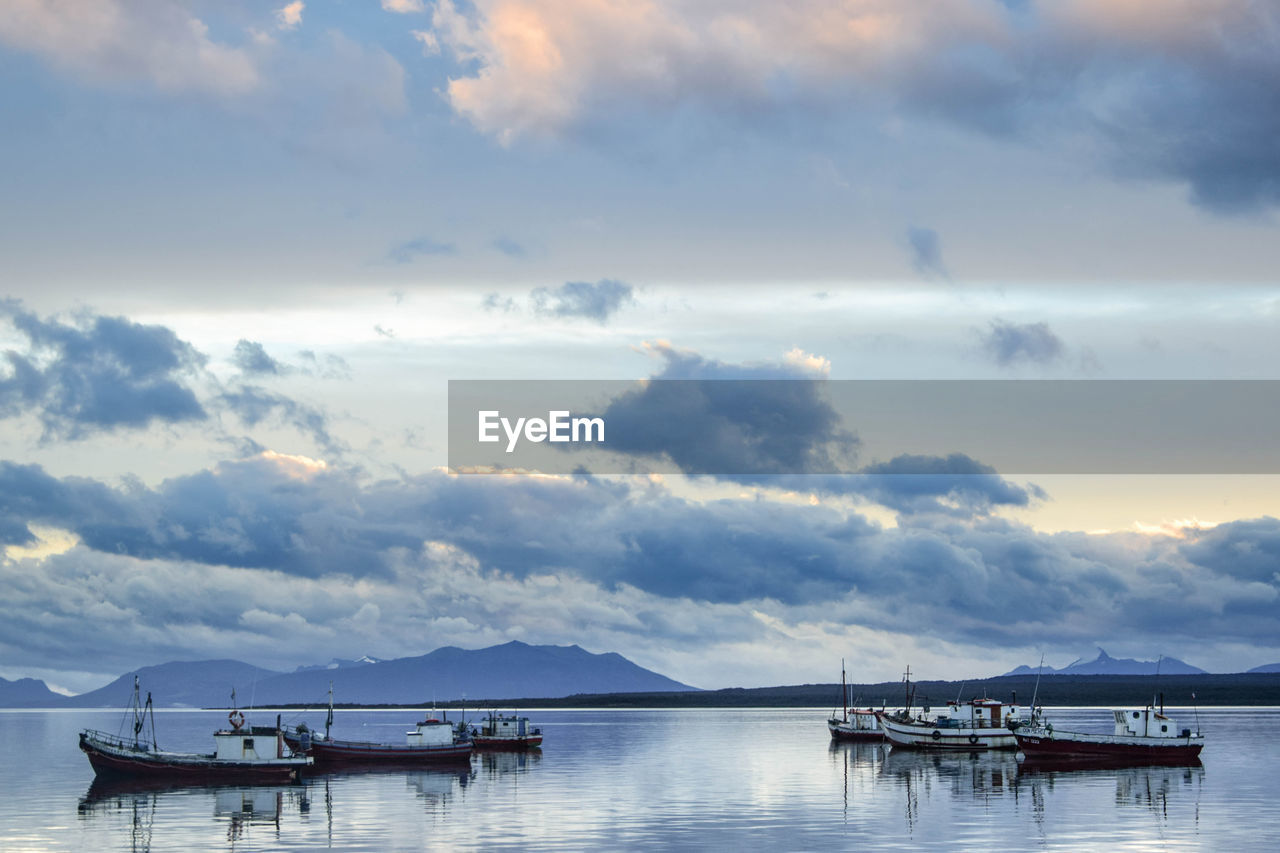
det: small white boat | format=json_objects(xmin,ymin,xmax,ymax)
[{"xmin": 827, "ymin": 659, "xmax": 883, "ymax": 741}]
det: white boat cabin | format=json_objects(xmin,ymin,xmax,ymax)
[
  {"xmin": 483, "ymin": 715, "xmax": 534, "ymax": 737},
  {"xmin": 406, "ymin": 718, "xmax": 456, "ymax": 747},
  {"xmin": 214, "ymin": 726, "xmax": 286, "ymax": 760},
  {"xmin": 1113, "ymin": 707, "xmax": 1192, "ymax": 739},
  {"xmin": 928, "ymin": 699, "xmax": 1023, "ymax": 729}
]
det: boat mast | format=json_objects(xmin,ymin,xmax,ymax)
[
  {"xmin": 131, "ymin": 675, "xmax": 144, "ymax": 749},
  {"xmin": 841, "ymin": 658, "xmax": 848, "ymax": 722},
  {"xmin": 325, "ymin": 682, "xmax": 334, "ymax": 741}
]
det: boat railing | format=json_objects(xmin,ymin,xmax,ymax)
[{"xmin": 81, "ymin": 729, "xmax": 154, "ymax": 753}]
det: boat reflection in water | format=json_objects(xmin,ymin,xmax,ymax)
[
  {"xmin": 478, "ymin": 746, "xmax": 543, "ymax": 776},
  {"xmin": 1016, "ymin": 756, "xmax": 1204, "ymax": 814},
  {"xmin": 78, "ymin": 778, "xmax": 313, "ymax": 851}
]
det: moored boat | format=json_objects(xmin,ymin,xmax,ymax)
[
  {"xmin": 283, "ymin": 687, "xmax": 473, "ymax": 765},
  {"xmin": 827, "ymin": 659, "xmax": 883, "ymax": 741},
  {"xmin": 1014, "ymin": 702, "xmax": 1204, "ymax": 761},
  {"xmin": 471, "ymin": 711, "xmax": 543, "ymax": 749},
  {"xmin": 78, "ymin": 678, "xmax": 310, "ymax": 782},
  {"xmin": 875, "ymin": 667, "xmax": 1023, "ymax": 750}
]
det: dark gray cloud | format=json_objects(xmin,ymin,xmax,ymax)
[
  {"xmin": 387, "ymin": 236, "xmax": 456, "ymax": 263},
  {"xmin": 906, "ymin": 226, "xmax": 948, "ymax": 279},
  {"xmin": 232, "ymin": 340, "xmax": 284, "ymax": 375},
  {"xmin": 0, "ymin": 304, "xmax": 205, "ymax": 438},
  {"xmin": 852, "ymin": 453, "xmax": 1045, "ymax": 516},
  {"xmin": 531, "ymin": 279, "xmax": 635, "ymax": 323},
  {"xmin": 593, "ymin": 343, "xmax": 857, "ymax": 475},
  {"xmin": 979, "ymin": 318, "xmax": 1064, "ymax": 366},
  {"xmin": 217, "ymin": 386, "xmax": 344, "ymax": 456},
  {"xmin": 3, "ymin": 456, "xmax": 1276, "ymax": 657}
]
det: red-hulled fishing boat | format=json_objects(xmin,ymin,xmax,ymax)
[
  {"xmin": 1015, "ymin": 698, "xmax": 1204, "ymax": 761},
  {"xmin": 78, "ymin": 679, "xmax": 311, "ymax": 782},
  {"xmin": 471, "ymin": 711, "xmax": 543, "ymax": 749},
  {"xmin": 283, "ymin": 687, "xmax": 473, "ymax": 765}
]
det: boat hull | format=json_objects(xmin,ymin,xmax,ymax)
[
  {"xmin": 877, "ymin": 715, "xmax": 1017, "ymax": 750},
  {"xmin": 80, "ymin": 734, "xmax": 304, "ymax": 782},
  {"xmin": 1015, "ymin": 729, "xmax": 1203, "ymax": 761},
  {"xmin": 472, "ymin": 735, "xmax": 543, "ymax": 749},
  {"xmin": 284, "ymin": 733, "xmax": 473, "ymax": 765}
]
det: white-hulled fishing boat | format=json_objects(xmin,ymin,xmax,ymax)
[{"xmin": 875, "ymin": 667, "xmax": 1023, "ymax": 750}]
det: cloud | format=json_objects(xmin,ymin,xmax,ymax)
[
  {"xmin": 0, "ymin": 0, "xmax": 258, "ymax": 96},
  {"xmin": 383, "ymin": 0, "xmax": 427, "ymax": 12},
  {"xmin": 297, "ymin": 350, "xmax": 352, "ymax": 380},
  {"xmin": 3, "ymin": 457, "xmax": 1277, "ymax": 684},
  {"xmin": 411, "ymin": 29, "xmax": 440, "ymax": 55},
  {"xmin": 217, "ymin": 386, "xmax": 344, "ymax": 456},
  {"xmin": 853, "ymin": 453, "xmax": 1045, "ymax": 516},
  {"xmin": 0, "ymin": 304, "xmax": 206, "ymax": 438},
  {"xmin": 276, "ymin": 2, "xmax": 305, "ymax": 31},
  {"xmin": 387, "ymin": 236, "xmax": 456, "ymax": 263},
  {"xmin": 491, "ymin": 236, "xmax": 527, "ymax": 257},
  {"xmin": 424, "ymin": 0, "xmax": 1280, "ymax": 212},
  {"xmin": 592, "ymin": 342, "xmax": 857, "ymax": 475},
  {"xmin": 531, "ymin": 279, "xmax": 635, "ymax": 323},
  {"xmin": 906, "ymin": 226, "xmax": 948, "ymax": 279},
  {"xmin": 481, "ymin": 292, "xmax": 517, "ymax": 313},
  {"xmin": 979, "ymin": 318, "xmax": 1065, "ymax": 366},
  {"xmin": 232, "ymin": 340, "xmax": 285, "ymax": 376}
]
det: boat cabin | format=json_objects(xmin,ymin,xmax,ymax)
[
  {"xmin": 482, "ymin": 715, "xmax": 534, "ymax": 738},
  {"xmin": 213, "ymin": 726, "xmax": 287, "ymax": 761},
  {"xmin": 931, "ymin": 699, "xmax": 1022, "ymax": 729},
  {"xmin": 1113, "ymin": 707, "xmax": 1192, "ymax": 739},
  {"xmin": 406, "ymin": 719, "xmax": 456, "ymax": 747}
]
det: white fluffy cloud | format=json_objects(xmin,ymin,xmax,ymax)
[
  {"xmin": 276, "ymin": 1, "xmax": 305, "ymax": 31},
  {"xmin": 383, "ymin": 0, "xmax": 427, "ymax": 13},
  {"xmin": 0, "ymin": 0, "xmax": 259, "ymax": 96}
]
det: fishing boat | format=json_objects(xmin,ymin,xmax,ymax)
[
  {"xmin": 283, "ymin": 686, "xmax": 473, "ymax": 765},
  {"xmin": 78, "ymin": 678, "xmax": 311, "ymax": 782},
  {"xmin": 875, "ymin": 667, "xmax": 1023, "ymax": 750},
  {"xmin": 827, "ymin": 659, "xmax": 883, "ymax": 741},
  {"xmin": 1014, "ymin": 698, "xmax": 1204, "ymax": 761},
  {"xmin": 471, "ymin": 711, "xmax": 543, "ymax": 749}
]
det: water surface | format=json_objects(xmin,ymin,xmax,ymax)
[{"xmin": 0, "ymin": 706, "xmax": 1272, "ymax": 850}]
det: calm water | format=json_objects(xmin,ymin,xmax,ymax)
[{"xmin": 0, "ymin": 706, "xmax": 1274, "ymax": 851}]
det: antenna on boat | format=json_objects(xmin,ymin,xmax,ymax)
[
  {"xmin": 1030, "ymin": 652, "xmax": 1045, "ymax": 715},
  {"xmin": 1192, "ymin": 691, "xmax": 1201, "ymax": 736},
  {"xmin": 1153, "ymin": 654, "xmax": 1164, "ymax": 710}
]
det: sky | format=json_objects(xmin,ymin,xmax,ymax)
[{"xmin": 1, "ymin": 0, "xmax": 1279, "ymax": 695}]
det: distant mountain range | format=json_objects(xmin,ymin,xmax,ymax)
[
  {"xmin": 1003, "ymin": 648, "xmax": 1207, "ymax": 677},
  {"xmin": 2, "ymin": 642, "xmax": 698, "ymax": 708},
  {"xmin": 1248, "ymin": 662, "xmax": 1280, "ymax": 674},
  {"xmin": 0, "ymin": 675, "xmax": 66, "ymax": 707}
]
